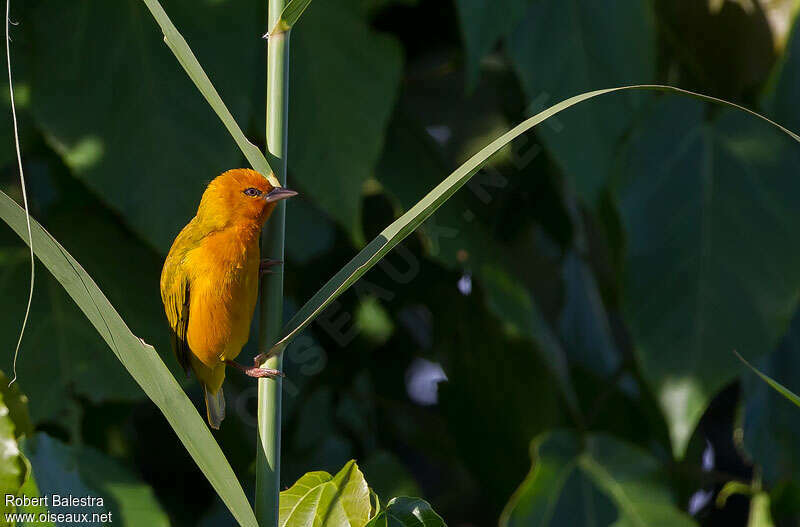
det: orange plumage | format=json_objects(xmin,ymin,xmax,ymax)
[{"xmin": 160, "ymin": 169, "xmax": 296, "ymax": 428}]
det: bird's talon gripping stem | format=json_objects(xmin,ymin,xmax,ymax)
[
  {"xmin": 252, "ymin": 351, "xmax": 275, "ymax": 367},
  {"xmin": 259, "ymin": 258, "xmax": 283, "ymax": 275},
  {"xmin": 225, "ymin": 360, "xmax": 284, "ymax": 379}
]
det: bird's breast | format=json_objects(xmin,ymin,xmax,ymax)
[{"xmin": 185, "ymin": 228, "xmax": 261, "ymax": 366}]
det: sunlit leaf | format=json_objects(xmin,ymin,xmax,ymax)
[
  {"xmin": 279, "ymin": 460, "xmax": 372, "ymax": 527},
  {"xmin": 0, "ymin": 392, "xmax": 28, "ymax": 520}
]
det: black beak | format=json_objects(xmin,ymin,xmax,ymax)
[{"xmin": 264, "ymin": 187, "xmax": 298, "ymax": 203}]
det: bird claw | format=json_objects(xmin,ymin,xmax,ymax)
[
  {"xmin": 253, "ymin": 351, "xmax": 275, "ymax": 367},
  {"xmin": 225, "ymin": 360, "xmax": 284, "ymax": 379}
]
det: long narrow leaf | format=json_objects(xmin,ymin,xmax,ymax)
[
  {"xmin": 0, "ymin": 191, "xmax": 258, "ymax": 527},
  {"xmin": 267, "ymin": 0, "xmax": 313, "ymax": 36},
  {"xmin": 271, "ymin": 84, "xmax": 800, "ymax": 354},
  {"xmin": 735, "ymin": 351, "xmax": 800, "ymax": 409},
  {"xmin": 139, "ymin": 0, "xmax": 279, "ymax": 187}
]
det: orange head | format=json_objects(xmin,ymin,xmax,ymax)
[{"xmin": 195, "ymin": 169, "xmax": 297, "ymax": 229}]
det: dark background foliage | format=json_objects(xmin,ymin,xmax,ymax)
[{"xmin": 2, "ymin": 0, "xmax": 800, "ymax": 525}]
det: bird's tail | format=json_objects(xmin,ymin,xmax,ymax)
[{"xmin": 204, "ymin": 385, "xmax": 226, "ymax": 429}]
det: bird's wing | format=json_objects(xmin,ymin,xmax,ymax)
[{"xmin": 161, "ymin": 248, "xmax": 193, "ymax": 376}]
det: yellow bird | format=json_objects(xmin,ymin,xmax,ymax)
[{"xmin": 160, "ymin": 169, "xmax": 296, "ymax": 429}]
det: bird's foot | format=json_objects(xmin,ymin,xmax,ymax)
[
  {"xmin": 259, "ymin": 258, "xmax": 283, "ymax": 275},
  {"xmin": 225, "ymin": 360, "xmax": 284, "ymax": 379}
]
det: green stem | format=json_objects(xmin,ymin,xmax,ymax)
[{"xmin": 255, "ymin": 0, "xmax": 289, "ymax": 524}]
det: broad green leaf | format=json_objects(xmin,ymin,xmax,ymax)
[
  {"xmin": 501, "ymin": 431, "xmax": 697, "ymax": 527},
  {"xmin": 271, "ymin": 85, "xmax": 800, "ymax": 356},
  {"xmin": 507, "ymin": 0, "xmax": 656, "ymax": 204},
  {"xmin": 454, "ymin": 0, "xmax": 532, "ymax": 88},
  {"xmin": 365, "ymin": 498, "xmax": 445, "ymax": 527},
  {"xmin": 22, "ymin": 0, "xmax": 266, "ymax": 252},
  {"xmin": 279, "ymin": 460, "xmax": 372, "ymax": 527},
  {"xmin": 618, "ymin": 97, "xmax": 800, "ymax": 457},
  {"xmin": 0, "ymin": 191, "xmax": 257, "ymax": 527},
  {"xmin": 288, "ymin": 0, "xmax": 403, "ymax": 239},
  {"xmin": 21, "ymin": 433, "xmax": 169, "ymax": 526}
]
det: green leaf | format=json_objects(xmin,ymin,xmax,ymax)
[
  {"xmin": 288, "ymin": 0, "xmax": 403, "ymax": 239},
  {"xmin": 0, "ymin": 191, "xmax": 257, "ymax": 527},
  {"xmin": 279, "ymin": 460, "xmax": 372, "ymax": 527},
  {"xmin": 23, "ymin": 0, "xmax": 268, "ymax": 252},
  {"xmin": 743, "ymin": 311, "xmax": 800, "ymax": 485},
  {"xmin": 501, "ymin": 431, "xmax": 697, "ymax": 527},
  {"xmin": 271, "ymin": 85, "xmax": 800, "ymax": 356},
  {"xmin": 0, "ymin": 369, "xmax": 33, "ymax": 439},
  {"xmin": 618, "ymin": 97, "xmax": 800, "ymax": 457},
  {"xmin": 0, "ymin": 392, "xmax": 28, "ymax": 518},
  {"xmin": 507, "ymin": 0, "xmax": 656, "ymax": 204},
  {"xmin": 454, "ymin": 0, "xmax": 532, "ymax": 88},
  {"xmin": 15, "ymin": 470, "xmax": 53, "ymax": 527},
  {"xmin": 21, "ymin": 433, "xmax": 169, "ymax": 526},
  {"xmin": 365, "ymin": 498, "xmax": 446, "ymax": 527}
]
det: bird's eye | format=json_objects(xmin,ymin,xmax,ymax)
[{"xmin": 243, "ymin": 187, "xmax": 262, "ymax": 197}]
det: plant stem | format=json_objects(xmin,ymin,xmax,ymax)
[{"xmin": 255, "ymin": 0, "xmax": 289, "ymax": 524}]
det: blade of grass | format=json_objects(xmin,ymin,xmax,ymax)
[
  {"xmin": 139, "ymin": 0, "xmax": 279, "ymax": 187},
  {"xmin": 270, "ymin": 84, "xmax": 800, "ymax": 355},
  {"xmin": 265, "ymin": 0, "xmax": 313, "ymax": 37},
  {"xmin": 0, "ymin": 191, "xmax": 258, "ymax": 527},
  {"xmin": 735, "ymin": 351, "xmax": 800, "ymax": 409}
]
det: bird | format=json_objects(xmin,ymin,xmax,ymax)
[{"xmin": 160, "ymin": 168, "xmax": 297, "ymax": 429}]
